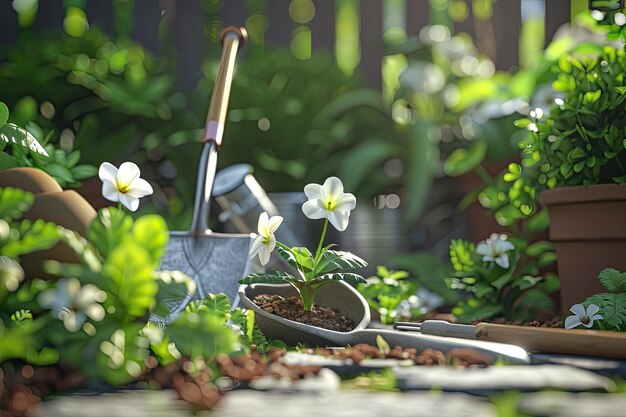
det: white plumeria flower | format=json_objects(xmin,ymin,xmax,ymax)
[
  {"xmin": 99, "ymin": 162, "xmax": 153, "ymax": 212},
  {"xmin": 476, "ymin": 233, "xmax": 515, "ymax": 269},
  {"xmin": 249, "ymin": 212, "xmax": 283, "ymax": 266},
  {"xmin": 38, "ymin": 277, "xmax": 107, "ymax": 332},
  {"xmin": 564, "ymin": 304, "xmax": 603, "ymax": 329},
  {"xmin": 302, "ymin": 177, "xmax": 356, "ymax": 231}
]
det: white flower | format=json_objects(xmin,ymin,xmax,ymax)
[
  {"xmin": 302, "ymin": 177, "xmax": 356, "ymax": 231},
  {"xmin": 564, "ymin": 304, "xmax": 603, "ymax": 329},
  {"xmin": 99, "ymin": 162, "xmax": 153, "ymax": 212},
  {"xmin": 527, "ymin": 123, "xmax": 538, "ymax": 133},
  {"xmin": 249, "ymin": 212, "xmax": 283, "ymax": 266},
  {"xmin": 12, "ymin": 0, "xmax": 37, "ymax": 13},
  {"xmin": 476, "ymin": 233, "xmax": 515, "ymax": 269},
  {"xmin": 38, "ymin": 277, "xmax": 107, "ymax": 332},
  {"xmin": 0, "ymin": 256, "xmax": 24, "ymax": 292}
]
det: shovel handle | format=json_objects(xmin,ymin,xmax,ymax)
[
  {"xmin": 204, "ymin": 26, "xmax": 247, "ymax": 147},
  {"xmin": 191, "ymin": 26, "xmax": 246, "ymax": 235}
]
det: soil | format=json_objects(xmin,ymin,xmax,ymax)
[
  {"xmin": 253, "ymin": 294, "xmax": 356, "ymax": 332},
  {"xmin": 472, "ymin": 317, "xmax": 564, "ymax": 328},
  {"xmin": 307, "ymin": 344, "xmax": 493, "ymax": 368}
]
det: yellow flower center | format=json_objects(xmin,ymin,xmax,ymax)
[{"xmin": 117, "ymin": 181, "xmax": 131, "ymax": 194}]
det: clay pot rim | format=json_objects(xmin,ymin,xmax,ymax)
[{"xmin": 541, "ymin": 183, "xmax": 626, "ymax": 206}]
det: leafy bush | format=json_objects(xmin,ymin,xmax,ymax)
[
  {"xmin": 583, "ymin": 268, "xmax": 626, "ymax": 331},
  {"xmin": 357, "ymin": 266, "xmax": 416, "ymax": 325},
  {"xmin": 445, "ymin": 233, "xmax": 559, "ymax": 323}
]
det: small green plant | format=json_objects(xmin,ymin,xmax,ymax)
[
  {"xmin": 357, "ymin": 266, "xmax": 416, "ymax": 325},
  {"xmin": 569, "ymin": 268, "xmax": 626, "ymax": 331},
  {"xmin": 446, "ymin": 233, "xmax": 559, "ymax": 323},
  {"xmin": 239, "ymin": 177, "xmax": 367, "ymax": 311}
]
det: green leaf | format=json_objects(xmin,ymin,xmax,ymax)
[
  {"xmin": 0, "ymin": 152, "xmax": 17, "ymax": 169},
  {"xmin": 598, "ymin": 268, "xmax": 626, "ymax": 293},
  {"xmin": 0, "ymin": 187, "xmax": 34, "ymax": 220},
  {"xmin": 526, "ymin": 241, "xmax": 554, "ymax": 257},
  {"xmin": 88, "ymin": 208, "xmax": 134, "ymax": 260},
  {"xmin": 0, "ymin": 103, "xmax": 8, "ymax": 127},
  {"xmin": 443, "ymin": 140, "xmax": 488, "ymax": 177},
  {"xmin": 44, "ymin": 163, "xmax": 74, "ymax": 184},
  {"xmin": 239, "ymin": 271, "xmax": 299, "ymax": 285},
  {"xmin": 201, "ymin": 293, "xmax": 232, "ymax": 316},
  {"xmin": 0, "ymin": 123, "xmax": 49, "ymax": 157},
  {"xmin": 449, "ymin": 239, "xmax": 475, "ymax": 273},
  {"xmin": 313, "ymin": 272, "xmax": 366, "ymax": 285},
  {"xmin": 153, "ymin": 270, "xmax": 196, "ymax": 318},
  {"xmin": 132, "ymin": 215, "xmax": 168, "ymax": 266},
  {"xmin": 1, "ymin": 219, "xmax": 59, "ymax": 259},
  {"xmin": 103, "ymin": 242, "xmax": 157, "ymax": 318},
  {"xmin": 71, "ymin": 164, "xmax": 98, "ymax": 180},
  {"xmin": 275, "ymin": 242, "xmax": 301, "ymax": 271},
  {"xmin": 525, "ymin": 210, "xmax": 549, "ymax": 234},
  {"xmin": 314, "ymin": 250, "xmax": 368, "ymax": 275},
  {"xmin": 585, "ymin": 293, "xmax": 626, "ymax": 330}
]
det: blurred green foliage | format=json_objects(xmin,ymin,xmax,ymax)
[
  {"xmin": 357, "ymin": 266, "xmax": 415, "ymax": 324},
  {"xmin": 445, "ymin": 234, "xmax": 559, "ymax": 323}
]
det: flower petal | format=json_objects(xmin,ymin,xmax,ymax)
[
  {"xmin": 497, "ymin": 240, "xmax": 515, "ymax": 253},
  {"xmin": 117, "ymin": 162, "xmax": 141, "ymax": 185},
  {"xmin": 495, "ymin": 254, "xmax": 510, "ymax": 269},
  {"xmin": 333, "ymin": 192, "xmax": 356, "ymax": 213},
  {"xmin": 481, "ymin": 255, "xmax": 495, "ymax": 263},
  {"xmin": 328, "ymin": 210, "xmax": 350, "ymax": 231},
  {"xmin": 99, "ymin": 162, "xmax": 118, "ymax": 184},
  {"xmin": 258, "ymin": 243, "xmax": 272, "ymax": 266},
  {"xmin": 303, "ymin": 183, "xmax": 323, "ymax": 200},
  {"xmin": 266, "ymin": 215, "xmax": 283, "ymax": 234},
  {"xmin": 84, "ymin": 304, "xmax": 105, "ymax": 321},
  {"xmin": 564, "ymin": 315, "xmax": 582, "ymax": 329},
  {"xmin": 582, "ymin": 319, "xmax": 595, "ymax": 328},
  {"xmin": 257, "ymin": 212, "xmax": 269, "ymax": 236},
  {"xmin": 321, "ymin": 176, "xmax": 345, "ymax": 202},
  {"xmin": 476, "ymin": 242, "xmax": 491, "ymax": 256},
  {"xmin": 586, "ymin": 303, "xmax": 600, "ymax": 317},
  {"xmin": 590, "ymin": 314, "xmax": 604, "ymax": 322},
  {"xmin": 249, "ymin": 235, "xmax": 264, "ymax": 258},
  {"xmin": 569, "ymin": 303, "xmax": 586, "ymax": 317},
  {"xmin": 120, "ymin": 193, "xmax": 140, "ymax": 212},
  {"xmin": 302, "ymin": 199, "xmax": 326, "ymax": 220},
  {"xmin": 102, "ymin": 182, "xmax": 120, "ymax": 202},
  {"xmin": 63, "ymin": 311, "xmax": 85, "ymax": 332},
  {"xmin": 127, "ymin": 178, "xmax": 153, "ymax": 198}
]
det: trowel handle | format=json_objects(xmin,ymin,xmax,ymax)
[{"xmin": 191, "ymin": 26, "xmax": 247, "ymax": 235}]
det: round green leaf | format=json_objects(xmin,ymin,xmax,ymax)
[
  {"xmin": 0, "ymin": 103, "xmax": 8, "ymax": 127},
  {"xmin": 443, "ymin": 141, "xmax": 488, "ymax": 177}
]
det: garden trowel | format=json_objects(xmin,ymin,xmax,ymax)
[{"xmin": 156, "ymin": 26, "xmax": 255, "ymax": 324}]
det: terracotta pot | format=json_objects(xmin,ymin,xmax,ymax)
[{"xmin": 542, "ymin": 184, "xmax": 626, "ymax": 313}]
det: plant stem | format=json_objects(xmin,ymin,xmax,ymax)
[
  {"xmin": 474, "ymin": 164, "xmax": 494, "ymax": 186},
  {"xmin": 300, "ymin": 285, "xmax": 316, "ymax": 311},
  {"xmin": 118, "ymin": 201, "xmax": 122, "ymax": 210},
  {"xmin": 313, "ymin": 218, "xmax": 329, "ymax": 266}
]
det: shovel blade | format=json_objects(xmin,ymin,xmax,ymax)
[{"xmin": 157, "ymin": 231, "xmax": 255, "ymax": 322}]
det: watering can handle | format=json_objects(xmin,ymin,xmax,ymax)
[{"xmin": 191, "ymin": 26, "xmax": 247, "ymax": 235}]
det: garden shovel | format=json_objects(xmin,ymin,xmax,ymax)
[{"xmin": 156, "ymin": 26, "xmax": 255, "ymax": 323}]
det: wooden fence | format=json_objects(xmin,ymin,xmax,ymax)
[{"xmin": 0, "ymin": 0, "xmax": 573, "ymax": 90}]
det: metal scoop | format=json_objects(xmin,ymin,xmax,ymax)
[{"xmin": 239, "ymin": 282, "xmax": 530, "ymax": 364}]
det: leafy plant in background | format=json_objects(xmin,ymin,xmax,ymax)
[
  {"xmin": 356, "ymin": 266, "xmax": 416, "ymax": 325},
  {"xmin": 240, "ymin": 177, "xmax": 367, "ymax": 311},
  {"xmin": 0, "ymin": 100, "xmax": 96, "ymax": 187},
  {"xmin": 577, "ymin": 268, "xmax": 626, "ymax": 331},
  {"xmin": 445, "ymin": 233, "xmax": 559, "ymax": 323}
]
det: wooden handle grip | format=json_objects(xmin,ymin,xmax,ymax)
[
  {"xmin": 204, "ymin": 26, "xmax": 247, "ymax": 147},
  {"xmin": 475, "ymin": 323, "xmax": 626, "ymax": 360}
]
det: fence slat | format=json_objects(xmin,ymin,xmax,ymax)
[
  {"xmin": 311, "ymin": 0, "xmax": 336, "ymax": 50},
  {"xmin": 359, "ymin": 0, "xmax": 383, "ymax": 88},
  {"xmin": 545, "ymin": 0, "xmax": 571, "ymax": 44}
]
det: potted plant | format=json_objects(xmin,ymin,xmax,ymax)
[
  {"xmin": 238, "ymin": 176, "xmax": 369, "ymax": 344},
  {"xmin": 510, "ymin": 44, "xmax": 626, "ymax": 311}
]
